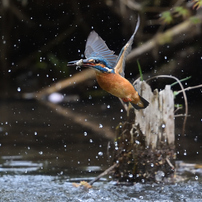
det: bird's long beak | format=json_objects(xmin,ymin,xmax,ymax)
[{"xmin": 67, "ymin": 59, "xmax": 94, "ymax": 67}]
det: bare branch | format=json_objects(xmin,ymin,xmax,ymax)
[
  {"xmin": 176, "ymin": 84, "xmax": 202, "ymax": 95},
  {"xmin": 127, "ymin": 15, "xmax": 202, "ymax": 62}
]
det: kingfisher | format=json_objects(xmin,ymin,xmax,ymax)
[{"xmin": 68, "ymin": 17, "xmax": 149, "ymax": 109}]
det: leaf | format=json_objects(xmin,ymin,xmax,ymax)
[
  {"xmin": 160, "ymin": 11, "xmax": 173, "ymax": 24},
  {"xmin": 174, "ymin": 7, "xmax": 190, "ymax": 19}
]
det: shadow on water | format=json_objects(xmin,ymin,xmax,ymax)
[{"xmin": 0, "ymin": 98, "xmax": 202, "ymax": 201}]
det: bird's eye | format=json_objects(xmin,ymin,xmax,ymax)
[{"xmin": 94, "ymin": 59, "xmax": 100, "ymax": 63}]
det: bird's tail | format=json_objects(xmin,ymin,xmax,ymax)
[{"xmin": 130, "ymin": 95, "xmax": 149, "ymax": 110}]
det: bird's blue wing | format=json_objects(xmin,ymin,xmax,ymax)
[
  {"xmin": 115, "ymin": 16, "xmax": 140, "ymax": 77},
  {"xmin": 84, "ymin": 31, "xmax": 118, "ymax": 69}
]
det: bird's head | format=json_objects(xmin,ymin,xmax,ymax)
[{"xmin": 68, "ymin": 57, "xmax": 115, "ymax": 73}]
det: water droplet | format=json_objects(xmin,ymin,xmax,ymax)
[
  {"xmin": 98, "ymin": 151, "xmax": 103, "ymax": 156},
  {"xmin": 34, "ymin": 132, "xmax": 37, "ymax": 136},
  {"xmin": 99, "ymin": 124, "xmax": 103, "ymax": 128},
  {"xmin": 107, "ymin": 105, "xmax": 110, "ymax": 108},
  {"xmin": 89, "ymin": 139, "xmax": 93, "ymax": 143},
  {"xmin": 17, "ymin": 87, "xmax": 21, "ymax": 92},
  {"xmin": 39, "ymin": 151, "xmax": 43, "ymax": 155},
  {"xmin": 84, "ymin": 131, "xmax": 87, "ymax": 136},
  {"xmin": 162, "ymin": 124, "xmax": 166, "ymax": 128}
]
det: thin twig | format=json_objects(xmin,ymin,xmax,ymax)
[
  {"xmin": 175, "ymin": 114, "xmax": 190, "ymax": 117},
  {"xmin": 174, "ymin": 106, "xmax": 183, "ymax": 113},
  {"xmin": 89, "ymin": 163, "xmax": 118, "ymax": 185},
  {"xmin": 166, "ymin": 158, "xmax": 175, "ymax": 170},
  {"xmin": 176, "ymin": 84, "xmax": 202, "ymax": 95}
]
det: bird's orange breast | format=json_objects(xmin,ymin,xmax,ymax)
[{"xmin": 95, "ymin": 72, "xmax": 139, "ymax": 101}]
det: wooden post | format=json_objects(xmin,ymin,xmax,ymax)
[
  {"xmin": 134, "ymin": 80, "xmax": 175, "ymax": 148},
  {"xmin": 113, "ymin": 80, "xmax": 175, "ymax": 183}
]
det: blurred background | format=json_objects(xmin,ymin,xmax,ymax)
[{"xmin": 0, "ymin": 0, "xmax": 202, "ymax": 199}]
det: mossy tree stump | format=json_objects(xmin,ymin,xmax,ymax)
[{"xmin": 113, "ymin": 80, "xmax": 175, "ymax": 183}]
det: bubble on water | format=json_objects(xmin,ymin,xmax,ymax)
[
  {"xmin": 83, "ymin": 131, "xmax": 87, "ymax": 136},
  {"xmin": 39, "ymin": 151, "xmax": 43, "ymax": 155},
  {"xmin": 89, "ymin": 139, "xmax": 93, "ymax": 143},
  {"xmin": 107, "ymin": 105, "xmax": 110, "ymax": 109},
  {"xmin": 34, "ymin": 132, "xmax": 37, "ymax": 136}
]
